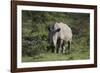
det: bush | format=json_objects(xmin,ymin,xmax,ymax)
[{"xmin": 22, "ymin": 32, "xmax": 48, "ymax": 57}]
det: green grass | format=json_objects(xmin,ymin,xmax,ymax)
[
  {"xmin": 22, "ymin": 50, "xmax": 89, "ymax": 62},
  {"xmin": 22, "ymin": 38, "xmax": 90, "ymax": 62}
]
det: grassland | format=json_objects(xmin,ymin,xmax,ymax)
[
  {"xmin": 22, "ymin": 50, "xmax": 89, "ymax": 62},
  {"xmin": 22, "ymin": 11, "xmax": 90, "ymax": 62}
]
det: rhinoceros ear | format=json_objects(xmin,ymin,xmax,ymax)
[
  {"xmin": 56, "ymin": 28, "xmax": 61, "ymax": 32},
  {"xmin": 48, "ymin": 27, "xmax": 51, "ymax": 31}
]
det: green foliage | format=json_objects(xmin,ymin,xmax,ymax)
[
  {"xmin": 22, "ymin": 32, "xmax": 48, "ymax": 57},
  {"xmin": 22, "ymin": 10, "xmax": 90, "ymax": 62}
]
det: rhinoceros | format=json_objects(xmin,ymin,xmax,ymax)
[{"xmin": 48, "ymin": 22, "xmax": 73, "ymax": 54}]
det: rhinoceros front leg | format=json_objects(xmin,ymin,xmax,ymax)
[
  {"xmin": 58, "ymin": 39, "xmax": 63, "ymax": 54},
  {"xmin": 53, "ymin": 36, "xmax": 57, "ymax": 53}
]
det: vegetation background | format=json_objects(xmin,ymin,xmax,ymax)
[{"xmin": 22, "ymin": 10, "xmax": 90, "ymax": 62}]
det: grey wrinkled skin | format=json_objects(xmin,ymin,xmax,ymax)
[{"xmin": 48, "ymin": 22, "xmax": 73, "ymax": 54}]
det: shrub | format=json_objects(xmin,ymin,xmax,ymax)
[{"xmin": 22, "ymin": 32, "xmax": 48, "ymax": 57}]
